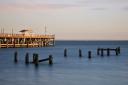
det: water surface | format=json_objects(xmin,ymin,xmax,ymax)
[{"xmin": 0, "ymin": 41, "xmax": 128, "ymax": 85}]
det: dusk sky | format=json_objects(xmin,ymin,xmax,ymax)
[{"xmin": 0, "ymin": 0, "xmax": 128, "ymax": 40}]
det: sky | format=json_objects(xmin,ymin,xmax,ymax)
[{"xmin": 0, "ymin": 0, "xmax": 128, "ymax": 40}]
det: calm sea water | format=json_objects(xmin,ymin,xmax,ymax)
[{"xmin": 0, "ymin": 40, "xmax": 128, "ymax": 85}]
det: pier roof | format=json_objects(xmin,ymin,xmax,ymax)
[{"xmin": 19, "ymin": 29, "xmax": 32, "ymax": 33}]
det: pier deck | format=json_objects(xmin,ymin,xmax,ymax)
[{"xmin": 0, "ymin": 33, "xmax": 55, "ymax": 48}]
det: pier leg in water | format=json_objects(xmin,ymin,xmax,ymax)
[
  {"xmin": 107, "ymin": 48, "xmax": 110, "ymax": 56},
  {"xmin": 49, "ymin": 55, "xmax": 53, "ymax": 65},
  {"xmin": 97, "ymin": 48, "xmax": 100, "ymax": 56},
  {"xmin": 88, "ymin": 51, "xmax": 92, "ymax": 59},
  {"xmin": 101, "ymin": 49, "xmax": 104, "ymax": 57},
  {"xmin": 64, "ymin": 48, "xmax": 67, "ymax": 57},
  {"xmin": 33, "ymin": 53, "xmax": 36, "ymax": 63},
  {"xmin": 34, "ymin": 54, "xmax": 39, "ymax": 66},
  {"xmin": 115, "ymin": 49, "xmax": 119, "ymax": 56},
  {"xmin": 79, "ymin": 49, "xmax": 82, "ymax": 57},
  {"xmin": 14, "ymin": 51, "xmax": 18, "ymax": 63},
  {"xmin": 25, "ymin": 53, "xmax": 29, "ymax": 64},
  {"xmin": 117, "ymin": 47, "xmax": 120, "ymax": 54}
]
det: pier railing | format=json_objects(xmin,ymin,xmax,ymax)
[{"xmin": 0, "ymin": 33, "xmax": 55, "ymax": 38}]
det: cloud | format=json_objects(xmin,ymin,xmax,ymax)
[
  {"xmin": 79, "ymin": 0, "xmax": 128, "ymax": 3},
  {"xmin": 0, "ymin": 0, "xmax": 109, "ymax": 12},
  {"xmin": 0, "ymin": 0, "xmax": 127, "ymax": 12},
  {"xmin": 92, "ymin": 7, "xmax": 107, "ymax": 11},
  {"xmin": 0, "ymin": 0, "xmax": 82, "ymax": 12},
  {"xmin": 80, "ymin": 0, "xmax": 128, "ymax": 12},
  {"xmin": 0, "ymin": 3, "xmax": 78, "ymax": 12}
]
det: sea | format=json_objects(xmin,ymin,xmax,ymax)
[{"xmin": 0, "ymin": 40, "xmax": 128, "ymax": 85}]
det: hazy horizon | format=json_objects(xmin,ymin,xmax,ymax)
[{"xmin": 0, "ymin": 0, "xmax": 128, "ymax": 40}]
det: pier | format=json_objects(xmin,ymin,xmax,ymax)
[
  {"xmin": 97, "ymin": 47, "xmax": 120, "ymax": 56},
  {"xmin": 0, "ymin": 29, "xmax": 55, "ymax": 48}
]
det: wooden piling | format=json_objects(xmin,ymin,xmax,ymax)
[
  {"xmin": 115, "ymin": 49, "xmax": 119, "ymax": 56},
  {"xmin": 88, "ymin": 51, "xmax": 92, "ymax": 59},
  {"xmin": 97, "ymin": 48, "xmax": 100, "ymax": 55},
  {"xmin": 13, "ymin": 39, "xmax": 15, "ymax": 48},
  {"xmin": 34, "ymin": 54, "xmax": 39, "ymax": 65},
  {"xmin": 107, "ymin": 48, "xmax": 110, "ymax": 56},
  {"xmin": 64, "ymin": 48, "xmax": 67, "ymax": 57},
  {"xmin": 25, "ymin": 53, "xmax": 29, "ymax": 64},
  {"xmin": 33, "ymin": 53, "xmax": 36, "ymax": 63},
  {"xmin": 14, "ymin": 51, "xmax": 18, "ymax": 63},
  {"xmin": 79, "ymin": 49, "xmax": 82, "ymax": 57},
  {"xmin": 101, "ymin": 49, "xmax": 104, "ymax": 57},
  {"xmin": 49, "ymin": 55, "xmax": 53, "ymax": 65},
  {"xmin": 117, "ymin": 47, "xmax": 120, "ymax": 54}
]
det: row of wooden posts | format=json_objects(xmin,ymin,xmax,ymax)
[
  {"xmin": 14, "ymin": 47, "xmax": 120, "ymax": 65},
  {"xmin": 64, "ymin": 48, "xmax": 93, "ymax": 59},
  {"xmin": 14, "ymin": 52, "xmax": 53, "ymax": 65},
  {"xmin": 64, "ymin": 47, "xmax": 121, "ymax": 59}
]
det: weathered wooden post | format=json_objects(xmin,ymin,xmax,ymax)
[
  {"xmin": 107, "ymin": 48, "xmax": 110, "ymax": 56},
  {"xmin": 25, "ymin": 52, "xmax": 29, "ymax": 64},
  {"xmin": 49, "ymin": 55, "xmax": 53, "ymax": 65},
  {"xmin": 34, "ymin": 54, "xmax": 39, "ymax": 65},
  {"xmin": 101, "ymin": 49, "xmax": 104, "ymax": 57},
  {"xmin": 88, "ymin": 51, "xmax": 92, "ymax": 59},
  {"xmin": 117, "ymin": 47, "xmax": 120, "ymax": 54},
  {"xmin": 97, "ymin": 48, "xmax": 100, "ymax": 55},
  {"xmin": 33, "ymin": 53, "xmax": 36, "ymax": 63},
  {"xmin": 79, "ymin": 49, "xmax": 82, "ymax": 57},
  {"xmin": 115, "ymin": 49, "xmax": 119, "ymax": 56},
  {"xmin": 64, "ymin": 48, "xmax": 67, "ymax": 57},
  {"xmin": 14, "ymin": 51, "xmax": 18, "ymax": 63}
]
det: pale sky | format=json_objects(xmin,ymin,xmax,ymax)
[{"xmin": 0, "ymin": 0, "xmax": 128, "ymax": 40}]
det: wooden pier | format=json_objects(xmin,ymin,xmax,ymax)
[{"xmin": 0, "ymin": 30, "xmax": 55, "ymax": 48}]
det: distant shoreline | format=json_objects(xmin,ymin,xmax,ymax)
[
  {"xmin": 55, "ymin": 40, "xmax": 128, "ymax": 45},
  {"xmin": 56, "ymin": 40, "xmax": 128, "ymax": 42}
]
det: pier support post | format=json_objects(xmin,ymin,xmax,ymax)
[
  {"xmin": 64, "ymin": 48, "xmax": 67, "ymax": 57},
  {"xmin": 88, "ymin": 51, "xmax": 92, "ymax": 59},
  {"xmin": 107, "ymin": 48, "xmax": 110, "ymax": 56},
  {"xmin": 6, "ymin": 41, "xmax": 8, "ymax": 48},
  {"xmin": 115, "ymin": 49, "xmax": 119, "ymax": 56},
  {"xmin": 34, "ymin": 54, "xmax": 39, "ymax": 66},
  {"xmin": 79, "ymin": 49, "xmax": 82, "ymax": 57},
  {"xmin": 49, "ymin": 55, "xmax": 53, "ymax": 65},
  {"xmin": 27, "ymin": 41, "xmax": 29, "ymax": 48},
  {"xmin": 14, "ymin": 51, "xmax": 18, "ymax": 63},
  {"xmin": 101, "ymin": 49, "xmax": 104, "ymax": 57},
  {"xmin": 117, "ymin": 47, "xmax": 120, "ymax": 54},
  {"xmin": 0, "ymin": 41, "xmax": 1, "ymax": 48},
  {"xmin": 25, "ymin": 53, "xmax": 29, "ymax": 64},
  {"xmin": 33, "ymin": 53, "xmax": 36, "ymax": 63},
  {"xmin": 13, "ymin": 39, "xmax": 16, "ymax": 48},
  {"xmin": 97, "ymin": 48, "xmax": 100, "ymax": 55}
]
